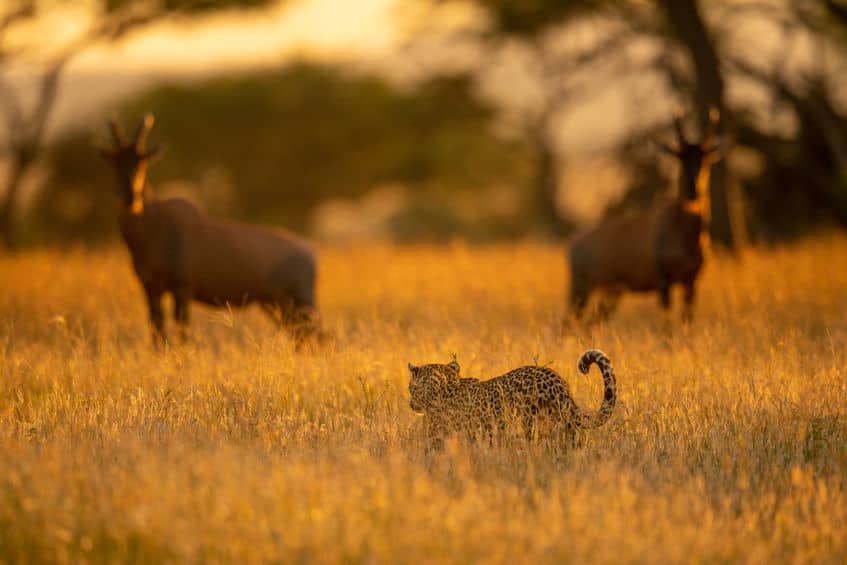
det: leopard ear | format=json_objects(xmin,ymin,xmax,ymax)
[
  {"xmin": 447, "ymin": 361, "xmax": 460, "ymax": 373},
  {"xmin": 407, "ymin": 362, "xmax": 417, "ymax": 372}
]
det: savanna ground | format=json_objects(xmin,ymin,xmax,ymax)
[{"xmin": 1, "ymin": 236, "xmax": 846, "ymax": 563}]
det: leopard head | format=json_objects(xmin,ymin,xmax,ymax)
[{"xmin": 407, "ymin": 360, "xmax": 461, "ymax": 414}]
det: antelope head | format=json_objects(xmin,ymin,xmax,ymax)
[
  {"xmin": 98, "ymin": 113, "xmax": 163, "ymax": 215},
  {"xmin": 658, "ymin": 107, "xmax": 723, "ymax": 203}
]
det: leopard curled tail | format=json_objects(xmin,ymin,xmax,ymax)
[{"xmin": 576, "ymin": 349, "xmax": 616, "ymax": 429}]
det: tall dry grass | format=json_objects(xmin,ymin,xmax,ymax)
[{"xmin": 1, "ymin": 236, "xmax": 846, "ymax": 563}]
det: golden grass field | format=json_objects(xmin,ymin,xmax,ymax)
[{"xmin": 1, "ymin": 236, "xmax": 846, "ymax": 563}]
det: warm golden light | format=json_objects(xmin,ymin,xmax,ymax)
[
  {"xmin": 74, "ymin": 0, "xmax": 403, "ymax": 74},
  {"xmin": 1, "ymin": 237, "xmax": 846, "ymax": 560}
]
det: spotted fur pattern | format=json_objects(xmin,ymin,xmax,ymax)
[{"xmin": 407, "ymin": 350, "xmax": 616, "ymax": 446}]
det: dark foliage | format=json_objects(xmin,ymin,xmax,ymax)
[{"xmin": 38, "ymin": 63, "xmax": 530, "ymax": 243}]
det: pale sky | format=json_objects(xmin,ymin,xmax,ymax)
[
  {"xmin": 16, "ymin": 0, "xmax": 411, "ymax": 137},
  {"xmin": 74, "ymin": 0, "xmax": 403, "ymax": 74},
  {"xmin": 9, "ymin": 1, "xmax": 840, "ymax": 161},
  {"xmin": 4, "ymin": 0, "xmax": 841, "ymax": 224},
  {"xmin": 19, "ymin": 0, "xmax": 501, "ymax": 138}
]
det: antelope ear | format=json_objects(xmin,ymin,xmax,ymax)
[
  {"xmin": 656, "ymin": 142, "xmax": 678, "ymax": 157},
  {"xmin": 144, "ymin": 144, "xmax": 166, "ymax": 162},
  {"xmin": 704, "ymin": 138, "xmax": 725, "ymax": 163},
  {"xmin": 447, "ymin": 361, "xmax": 460, "ymax": 373},
  {"xmin": 97, "ymin": 146, "xmax": 117, "ymax": 160}
]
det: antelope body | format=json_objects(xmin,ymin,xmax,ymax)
[
  {"xmin": 100, "ymin": 114, "xmax": 318, "ymax": 344},
  {"xmin": 568, "ymin": 110, "xmax": 721, "ymax": 321}
]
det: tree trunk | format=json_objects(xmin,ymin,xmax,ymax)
[
  {"xmin": 532, "ymin": 126, "xmax": 572, "ymax": 237},
  {"xmin": 0, "ymin": 153, "xmax": 32, "ymax": 250},
  {"xmin": 657, "ymin": 0, "xmax": 737, "ymax": 250}
]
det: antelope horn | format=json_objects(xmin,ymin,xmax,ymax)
[
  {"xmin": 705, "ymin": 106, "xmax": 720, "ymax": 140},
  {"xmin": 134, "ymin": 112, "xmax": 155, "ymax": 151},
  {"xmin": 672, "ymin": 106, "xmax": 687, "ymax": 145},
  {"xmin": 108, "ymin": 114, "xmax": 126, "ymax": 146}
]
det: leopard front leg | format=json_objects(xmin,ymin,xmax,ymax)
[
  {"xmin": 486, "ymin": 401, "xmax": 507, "ymax": 446},
  {"xmin": 423, "ymin": 414, "xmax": 447, "ymax": 453}
]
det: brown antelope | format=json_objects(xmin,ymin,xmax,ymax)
[
  {"xmin": 567, "ymin": 108, "xmax": 722, "ymax": 322},
  {"xmin": 99, "ymin": 113, "xmax": 320, "ymax": 345}
]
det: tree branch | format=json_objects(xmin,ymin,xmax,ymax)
[
  {"xmin": 823, "ymin": 0, "xmax": 847, "ymax": 27},
  {"xmin": 728, "ymin": 55, "xmax": 847, "ymax": 174},
  {"xmin": 0, "ymin": 2, "xmax": 34, "ymax": 39}
]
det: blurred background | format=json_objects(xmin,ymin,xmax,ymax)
[{"xmin": 0, "ymin": 0, "xmax": 845, "ymax": 248}]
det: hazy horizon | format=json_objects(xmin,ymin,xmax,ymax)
[{"xmin": 8, "ymin": 0, "xmax": 833, "ymax": 153}]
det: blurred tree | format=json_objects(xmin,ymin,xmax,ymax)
[
  {"xmin": 0, "ymin": 0, "xmax": 282, "ymax": 250},
  {"xmin": 655, "ymin": 0, "xmax": 734, "ymax": 249},
  {"xmin": 429, "ymin": 0, "xmax": 740, "ymax": 247},
  {"xmin": 39, "ymin": 63, "xmax": 530, "ymax": 243},
  {"xmin": 427, "ymin": 0, "xmax": 618, "ymax": 236},
  {"xmin": 723, "ymin": 0, "xmax": 847, "ymax": 240}
]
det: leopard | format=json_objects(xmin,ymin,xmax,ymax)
[{"xmin": 407, "ymin": 349, "xmax": 616, "ymax": 447}]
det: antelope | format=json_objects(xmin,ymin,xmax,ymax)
[
  {"xmin": 567, "ymin": 108, "xmax": 722, "ymax": 322},
  {"xmin": 98, "ymin": 113, "xmax": 320, "ymax": 345}
]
